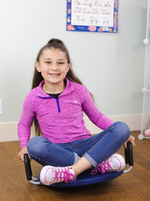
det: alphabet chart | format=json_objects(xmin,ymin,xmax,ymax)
[{"xmin": 66, "ymin": 0, "xmax": 119, "ymax": 33}]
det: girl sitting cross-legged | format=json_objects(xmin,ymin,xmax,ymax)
[{"xmin": 18, "ymin": 38, "xmax": 135, "ymax": 185}]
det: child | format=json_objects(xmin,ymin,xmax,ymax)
[{"xmin": 18, "ymin": 38, "xmax": 135, "ymax": 186}]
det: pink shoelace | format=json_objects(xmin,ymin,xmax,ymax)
[
  {"xmin": 91, "ymin": 159, "xmax": 113, "ymax": 175},
  {"xmin": 53, "ymin": 167, "xmax": 76, "ymax": 183}
]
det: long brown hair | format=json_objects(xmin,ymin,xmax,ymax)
[{"xmin": 32, "ymin": 38, "xmax": 94, "ymax": 136}]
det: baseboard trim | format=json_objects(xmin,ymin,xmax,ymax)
[
  {"xmin": 0, "ymin": 122, "xmax": 18, "ymax": 142},
  {"xmin": 0, "ymin": 114, "xmax": 142, "ymax": 142},
  {"xmin": 84, "ymin": 114, "xmax": 142, "ymax": 134}
]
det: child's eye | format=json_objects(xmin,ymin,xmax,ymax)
[
  {"xmin": 46, "ymin": 62, "xmax": 51, "ymax": 64},
  {"xmin": 58, "ymin": 62, "xmax": 64, "ymax": 65}
]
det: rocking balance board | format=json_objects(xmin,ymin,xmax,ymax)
[{"xmin": 24, "ymin": 141, "xmax": 133, "ymax": 187}]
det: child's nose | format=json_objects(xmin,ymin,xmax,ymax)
[{"xmin": 51, "ymin": 63, "xmax": 58, "ymax": 70}]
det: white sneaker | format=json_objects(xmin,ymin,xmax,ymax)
[
  {"xmin": 40, "ymin": 165, "xmax": 76, "ymax": 186},
  {"xmin": 91, "ymin": 154, "xmax": 126, "ymax": 174}
]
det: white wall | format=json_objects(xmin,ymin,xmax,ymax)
[{"xmin": 0, "ymin": 1, "xmax": 148, "ymax": 133}]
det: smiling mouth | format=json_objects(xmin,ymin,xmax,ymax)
[{"xmin": 49, "ymin": 73, "xmax": 60, "ymax": 76}]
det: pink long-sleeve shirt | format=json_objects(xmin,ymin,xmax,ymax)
[{"xmin": 18, "ymin": 78, "xmax": 114, "ymax": 149}]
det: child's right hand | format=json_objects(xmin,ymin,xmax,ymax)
[{"xmin": 18, "ymin": 146, "xmax": 31, "ymax": 162}]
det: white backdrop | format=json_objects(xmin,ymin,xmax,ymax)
[{"xmin": 0, "ymin": 0, "xmax": 147, "ymax": 123}]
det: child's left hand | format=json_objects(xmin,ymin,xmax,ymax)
[{"xmin": 123, "ymin": 135, "xmax": 135, "ymax": 149}]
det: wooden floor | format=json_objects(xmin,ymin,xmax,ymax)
[{"xmin": 0, "ymin": 131, "xmax": 150, "ymax": 201}]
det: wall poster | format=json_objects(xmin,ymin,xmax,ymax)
[{"xmin": 66, "ymin": 0, "xmax": 119, "ymax": 33}]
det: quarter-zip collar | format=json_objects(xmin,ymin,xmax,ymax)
[
  {"xmin": 37, "ymin": 78, "xmax": 75, "ymax": 113},
  {"xmin": 37, "ymin": 78, "xmax": 74, "ymax": 99}
]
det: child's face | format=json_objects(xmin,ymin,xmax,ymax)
[{"xmin": 36, "ymin": 48, "xmax": 70, "ymax": 90}]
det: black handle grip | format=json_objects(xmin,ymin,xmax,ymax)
[
  {"xmin": 125, "ymin": 141, "xmax": 134, "ymax": 166},
  {"xmin": 24, "ymin": 154, "xmax": 32, "ymax": 180}
]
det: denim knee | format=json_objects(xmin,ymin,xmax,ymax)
[
  {"xmin": 113, "ymin": 121, "xmax": 130, "ymax": 142},
  {"xmin": 27, "ymin": 136, "xmax": 44, "ymax": 157}
]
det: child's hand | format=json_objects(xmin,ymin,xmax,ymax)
[
  {"xmin": 18, "ymin": 146, "xmax": 31, "ymax": 162},
  {"xmin": 123, "ymin": 135, "xmax": 135, "ymax": 149}
]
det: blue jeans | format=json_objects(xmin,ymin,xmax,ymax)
[{"xmin": 27, "ymin": 121, "xmax": 130, "ymax": 168}]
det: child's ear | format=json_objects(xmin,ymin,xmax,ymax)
[{"xmin": 36, "ymin": 61, "xmax": 41, "ymax": 72}]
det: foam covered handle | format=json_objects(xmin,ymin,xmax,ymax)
[
  {"xmin": 125, "ymin": 141, "xmax": 134, "ymax": 166},
  {"xmin": 24, "ymin": 154, "xmax": 32, "ymax": 180}
]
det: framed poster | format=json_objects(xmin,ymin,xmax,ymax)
[{"xmin": 66, "ymin": 0, "xmax": 119, "ymax": 33}]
